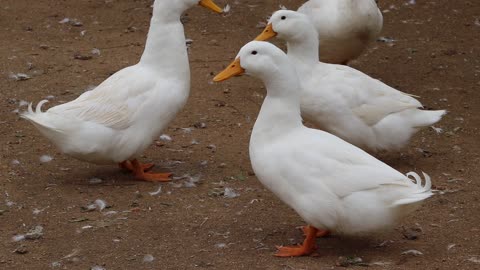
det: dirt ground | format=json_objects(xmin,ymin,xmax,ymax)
[{"xmin": 0, "ymin": 0, "xmax": 479, "ymax": 269}]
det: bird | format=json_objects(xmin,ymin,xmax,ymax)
[
  {"xmin": 21, "ymin": 0, "xmax": 223, "ymax": 182},
  {"xmin": 297, "ymin": 0, "xmax": 383, "ymax": 64},
  {"xmin": 254, "ymin": 10, "xmax": 446, "ymax": 152},
  {"xmin": 213, "ymin": 41, "xmax": 433, "ymax": 257}
]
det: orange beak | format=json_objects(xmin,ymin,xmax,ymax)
[
  {"xmin": 213, "ymin": 58, "xmax": 245, "ymax": 82},
  {"xmin": 254, "ymin": 23, "xmax": 277, "ymax": 41},
  {"xmin": 199, "ymin": 0, "xmax": 223, "ymax": 13}
]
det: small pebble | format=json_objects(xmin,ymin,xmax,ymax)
[
  {"xmin": 39, "ymin": 155, "xmax": 53, "ymax": 163},
  {"xmin": 143, "ymin": 254, "xmax": 155, "ymax": 263}
]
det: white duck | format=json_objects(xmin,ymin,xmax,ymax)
[
  {"xmin": 214, "ymin": 41, "xmax": 433, "ymax": 257},
  {"xmin": 297, "ymin": 0, "xmax": 383, "ymax": 64},
  {"xmin": 255, "ymin": 10, "xmax": 446, "ymax": 152},
  {"xmin": 22, "ymin": 0, "xmax": 223, "ymax": 181}
]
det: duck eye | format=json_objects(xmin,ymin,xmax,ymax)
[
  {"xmin": 251, "ymin": 51, "xmax": 258, "ymax": 55},
  {"xmin": 281, "ymin": 16, "xmax": 286, "ymax": 20}
]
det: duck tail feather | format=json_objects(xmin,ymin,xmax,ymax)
[{"xmin": 394, "ymin": 171, "xmax": 433, "ymax": 206}]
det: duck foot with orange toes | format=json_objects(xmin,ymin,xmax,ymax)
[
  {"xmin": 276, "ymin": 226, "xmax": 330, "ymax": 257},
  {"xmin": 119, "ymin": 159, "xmax": 172, "ymax": 182}
]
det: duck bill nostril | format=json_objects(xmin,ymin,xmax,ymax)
[
  {"xmin": 254, "ymin": 23, "xmax": 277, "ymax": 41},
  {"xmin": 213, "ymin": 58, "xmax": 245, "ymax": 82}
]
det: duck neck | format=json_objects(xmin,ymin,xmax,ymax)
[
  {"xmin": 286, "ymin": 32, "xmax": 320, "ymax": 67},
  {"xmin": 139, "ymin": 2, "xmax": 189, "ymax": 76},
  {"xmin": 252, "ymin": 72, "xmax": 303, "ymax": 140}
]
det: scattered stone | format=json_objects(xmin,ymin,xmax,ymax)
[
  {"xmin": 193, "ymin": 122, "xmax": 207, "ymax": 129},
  {"xmin": 33, "ymin": 208, "xmax": 45, "ymax": 215},
  {"xmin": 14, "ymin": 245, "xmax": 28, "ymax": 254},
  {"xmin": 224, "ymin": 188, "xmax": 239, "ymax": 199},
  {"xmin": 25, "ymin": 226, "xmax": 43, "ymax": 240},
  {"xmin": 159, "ymin": 134, "xmax": 172, "ymax": 142},
  {"xmin": 143, "ymin": 254, "xmax": 155, "ymax": 263},
  {"xmin": 208, "ymin": 188, "xmax": 224, "ymax": 197},
  {"xmin": 94, "ymin": 199, "xmax": 107, "ymax": 211},
  {"xmin": 377, "ymin": 36, "xmax": 396, "ymax": 43},
  {"xmin": 59, "ymin": 18, "xmax": 83, "ymax": 26},
  {"xmin": 402, "ymin": 226, "xmax": 422, "ymax": 240},
  {"xmin": 181, "ymin": 127, "xmax": 194, "ymax": 134},
  {"xmin": 336, "ymin": 256, "xmax": 368, "ymax": 267},
  {"xmin": 51, "ymin": 262, "xmax": 62, "ymax": 268},
  {"xmin": 9, "ymin": 73, "xmax": 31, "ymax": 81},
  {"xmin": 91, "ymin": 48, "xmax": 101, "ymax": 56},
  {"xmin": 214, "ymin": 243, "xmax": 227, "ymax": 249},
  {"xmin": 215, "ymin": 100, "xmax": 226, "ymax": 107},
  {"xmin": 401, "ymin": 250, "xmax": 423, "ymax": 256},
  {"xmin": 11, "ymin": 160, "xmax": 20, "ymax": 166},
  {"xmin": 190, "ymin": 139, "xmax": 200, "ymax": 145},
  {"xmin": 74, "ymin": 53, "xmax": 93, "ymax": 60},
  {"xmin": 69, "ymin": 217, "xmax": 89, "ymax": 223},
  {"xmin": 39, "ymin": 155, "xmax": 53, "ymax": 163},
  {"xmin": 207, "ymin": 144, "xmax": 217, "ymax": 151},
  {"xmin": 89, "ymin": 178, "xmax": 103, "ymax": 185}
]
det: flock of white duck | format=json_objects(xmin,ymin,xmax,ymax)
[{"xmin": 22, "ymin": 0, "xmax": 445, "ymax": 257}]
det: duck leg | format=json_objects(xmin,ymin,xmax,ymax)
[
  {"xmin": 119, "ymin": 160, "xmax": 155, "ymax": 172},
  {"xmin": 120, "ymin": 159, "xmax": 172, "ymax": 182},
  {"xmin": 301, "ymin": 226, "xmax": 330, "ymax": 238},
  {"xmin": 275, "ymin": 225, "xmax": 319, "ymax": 257}
]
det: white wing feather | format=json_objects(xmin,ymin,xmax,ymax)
[
  {"xmin": 274, "ymin": 128, "xmax": 411, "ymax": 199},
  {"xmin": 314, "ymin": 64, "xmax": 422, "ymax": 126},
  {"xmin": 48, "ymin": 66, "xmax": 156, "ymax": 130}
]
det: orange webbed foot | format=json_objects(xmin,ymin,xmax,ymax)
[
  {"xmin": 275, "ymin": 225, "xmax": 319, "ymax": 257},
  {"xmin": 300, "ymin": 226, "xmax": 330, "ymax": 238},
  {"xmin": 119, "ymin": 160, "xmax": 172, "ymax": 182},
  {"xmin": 119, "ymin": 161, "xmax": 155, "ymax": 172},
  {"xmin": 275, "ymin": 245, "xmax": 316, "ymax": 257},
  {"xmin": 135, "ymin": 172, "xmax": 172, "ymax": 182}
]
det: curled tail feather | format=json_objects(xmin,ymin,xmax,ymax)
[
  {"xmin": 406, "ymin": 171, "xmax": 432, "ymax": 193},
  {"xmin": 24, "ymin": 100, "xmax": 49, "ymax": 117},
  {"xmin": 393, "ymin": 171, "xmax": 433, "ymax": 205},
  {"xmin": 22, "ymin": 100, "xmax": 63, "ymax": 133}
]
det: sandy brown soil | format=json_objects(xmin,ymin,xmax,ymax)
[{"xmin": 1, "ymin": 0, "xmax": 479, "ymax": 269}]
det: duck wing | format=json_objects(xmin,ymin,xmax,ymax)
[
  {"xmin": 282, "ymin": 129, "xmax": 411, "ymax": 198},
  {"xmin": 48, "ymin": 66, "xmax": 156, "ymax": 130},
  {"xmin": 323, "ymin": 64, "xmax": 422, "ymax": 126}
]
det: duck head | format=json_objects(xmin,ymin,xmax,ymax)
[
  {"xmin": 213, "ymin": 41, "xmax": 290, "ymax": 82},
  {"xmin": 255, "ymin": 10, "xmax": 316, "ymax": 42},
  {"xmin": 157, "ymin": 0, "xmax": 223, "ymax": 14}
]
